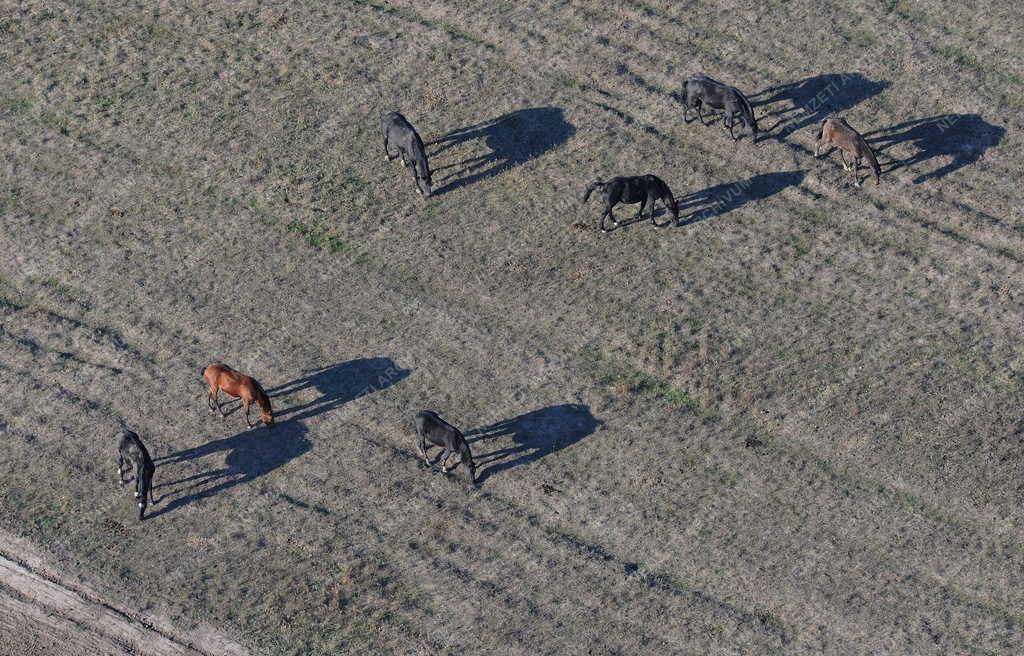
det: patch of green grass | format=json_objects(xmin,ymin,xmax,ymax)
[
  {"xmin": 580, "ymin": 346, "xmax": 702, "ymax": 413},
  {"xmin": 884, "ymin": 0, "xmax": 927, "ymax": 22},
  {"xmin": 284, "ymin": 219, "xmax": 378, "ymax": 265}
]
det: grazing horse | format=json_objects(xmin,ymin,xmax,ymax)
[
  {"xmin": 382, "ymin": 111, "xmax": 432, "ymax": 197},
  {"xmin": 682, "ymin": 74, "xmax": 759, "ymax": 142},
  {"xmin": 815, "ymin": 116, "xmax": 880, "ymax": 186},
  {"xmin": 202, "ymin": 363, "xmax": 274, "ymax": 428},
  {"xmin": 117, "ymin": 429, "xmax": 156, "ymax": 520},
  {"xmin": 581, "ymin": 175, "xmax": 678, "ymax": 232},
  {"xmin": 415, "ymin": 410, "xmax": 477, "ymax": 483}
]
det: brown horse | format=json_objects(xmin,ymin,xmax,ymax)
[
  {"xmin": 815, "ymin": 116, "xmax": 880, "ymax": 186},
  {"xmin": 202, "ymin": 364, "xmax": 274, "ymax": 428}
]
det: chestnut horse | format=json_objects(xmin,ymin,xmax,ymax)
[
  {"xmin": 815, "ymin": 116, "xmax": 880, "ymax": 186},
  {"xmin": 202, "ymin": 363, "xmax": 274, "ymax": 428}
]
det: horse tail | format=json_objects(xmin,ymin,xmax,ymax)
[
  {"xmin": 815, "ymin": 118, "xmax": 829, "ymax": 155},
  {"xmin": 581, "ymin": 179, "xmax": 604, "ymax": 203}
]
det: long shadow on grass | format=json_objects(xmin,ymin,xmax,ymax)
[
  {"xmin": 268, "ymin": 357, "xmax": 411, "ymax": 422},
  {"xmin": 667, "ymin": 170, "xmax": 803, "ymax": 226},
  {"xmin": 465, "ymin": 404, "xmax": 602, "ymax": 484},
  {"xmin": 749, "ymin": 73, "xmax": 890, "ymax": 140},
  {"xmin": 427, "ymin": 107, "xmax": 574, "ymax": 195},
  {"xmin": 148, "ymin": 419, "xmax": 310, "ymax": 518},
  {"xmin": 863, "ymin": 114, "xmax": 1004, "ymax": 183},
  {"xmin": 149, "ymin": 358, "xmax": 409, "ymax": 517}
]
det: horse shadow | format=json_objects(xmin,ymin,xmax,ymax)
[
  {"xmin": 149, "ymin": 419, "xmax": 310, "ymax": 518},
  {"xmin": 465, "ymin": 404, "xmax": 601, "ymax": 484},
  {"xmin": 750, "ymin": 73, "xmax": 891, "ymax": 139},
  {"xmin": 675, "ymin": 170, "xmax": 806, "ymax": 225},
  {"xmin": 269, "ymin": 357, "xmax": 411, "ymax": 422},
  {"xmin": 863, "ymin": 114, "xmax": 1005, "ymax": 183},
  {"xmin": 428, "ymin": 107, "xmax": 575, "ymax": 195}
]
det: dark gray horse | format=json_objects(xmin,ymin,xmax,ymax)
[
  {"xmin": 117, "ymin": 428, "xmax": 156, "ymax": 520},
  {"xmin": 581, "ymin": 175, "xmax": 678, "ymax": 232},
  {"xmin": 682, "ymin": 74, "xmax": 758, "ymax": 142},
  {"xmin": 382, "ymin": 111, "xmax": 432, "ymax": 197},
  {"xmin": 415, "ymin": 410, "xmax": 476, "ymax": 483}
]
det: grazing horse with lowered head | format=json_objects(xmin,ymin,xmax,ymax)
[
  {"xmin": 415, "ymin": 410, "xmax": 477, "ymax": 484},
  {"xmin": 202, "ymin": 363, "xmax": 274, "ymax": 428},
  {"xmin": 582, "ymin": 175, "xmax": 678, "ymax": 232},
  {"xmin": 117, "ymin": 428, "xmax": 156, "ymax": 520},
  {"xmin": 382, "ymin": 111, "xmax": 432, "ymax": 197},
  {"xmin": 682, "ymin": 74, "xmax": 759, "ymax": 142},
  {"xmin": 815, "ymin": 116, "xmax": 880, "ymax": 186}
]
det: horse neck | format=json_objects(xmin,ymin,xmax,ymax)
[
  {"xmin": 414, "ymin": 146, "xmax": 430, "ymax": 176},
  {"xmin": 252, "ymin": 383, "xmax": 270, "ymax": 411}
]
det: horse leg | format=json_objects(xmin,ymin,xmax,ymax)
[
  {"xmin": 117, "ymin": 453, "xmax": 125, "ymax": 486},
  {"xmin": 634, "ymin": 196, "xmax": 647, "ymax": 221},
  {"xmin": 383, "ymin": 132, "xmax": 393, "ymax": 162},
  {"xmin": 852, "ymin": 157, "xmax": 862, "ymax": 187},
  {"xmin": 608, "ymin": 205, "xmax": 620, "ymax": 229},
  {"xmin": 697, "ymin": 103, "xmax": 708, "ymax": 126},
  {"xmin": 244, "ymin": 399, "xmax": 255, "ymax": 428},
  {"xmin": 728, "ymin": 113, "xmax": 737, "ymax": 140},
  {"xmin": 598, "ymin": 206, "xmax": 615, "ymax": 233},
  {"xmin": 839, "ymin": 150, "xmax": 851, "ymax": 171},
  {"xmin": 417, "ymin": 432, "xmax": 431, "ymax": 465},
  {"xmin": 437, "ymin": 447, "xmax": 452, "ymax": 471},
  {"xmin": 647, "ymin": 192, "xmax": 659, "ymax": 225},
  {"xmin": 137, "ymin": 483, "xmax": 146, "ymax": 520},
  {"xmin": 212, "ymin": 388, "xmax": 226, "ymax": 417}
]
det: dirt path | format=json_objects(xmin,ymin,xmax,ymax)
[{"xmin": 0, "ymin": 531, "xmax": 247, "ymax": 656}]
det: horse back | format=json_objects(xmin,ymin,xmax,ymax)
[
  {"xmin": 416, "ymin": 410, "xmax": 463, "ymax": 447},
  {"xmin": 117, "ymin": 430, "xmax": 154, "ymax": 473},
  {"xmin": 205, "ymin": 363, "xmax": 255, "ymax": 399},
  {"xmin": 384, "ymin": 112, "xmax": 422, "ymax": 146}
]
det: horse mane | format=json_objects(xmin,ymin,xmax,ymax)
[
  {"xmin": 860, "ymin": 138, "xmax": 881, "ymax": 180},
  {"xmin": 413, "ymin": 134, "xmax": 431, "ymax": 180},
  {"xmin": 581, "ymin": 179, "xmax": 605, "ymax": 203},
  {"xmin": 737, "ymin": 90, "xmax": 757, "ymax": 133},
  {"xmin": 458, "ymin": 437, "xmax": 474, "ymax": 463},
  {"xmin": 252, "ymin": 379, "xmax": 272, "ymax": 412}
]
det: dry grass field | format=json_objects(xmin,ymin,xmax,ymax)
[{"xmin": 1, "ymin": 1, "xmax": 1022, "ymax": 654}]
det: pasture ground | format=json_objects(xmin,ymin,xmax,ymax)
[{"xmin": 1, "ymin": 1, "xmax": 1022, "ymax": 654}]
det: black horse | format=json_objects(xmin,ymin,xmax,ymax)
[
  {"xmin": 682, "ymin": 74, "xmax": 758, "ymax": 142},
  {"xmin": 581, "ymin": 175, "xmax": 678, "ymax": 232},
  {"xmin": 381, "ymin": 111, "xmax": 432, "ymax": 197},
  {"xmin": 415, "ymin": 410, "xmax": 476, "ymax": 484},
  {"xmin": 116, "ymin": 428, "xmax": 156, "ymax": 520}
]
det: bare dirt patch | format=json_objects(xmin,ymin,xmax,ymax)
[{"xmin": 0, "ymin": 530, "xmax": 247, "ymax": 656}]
